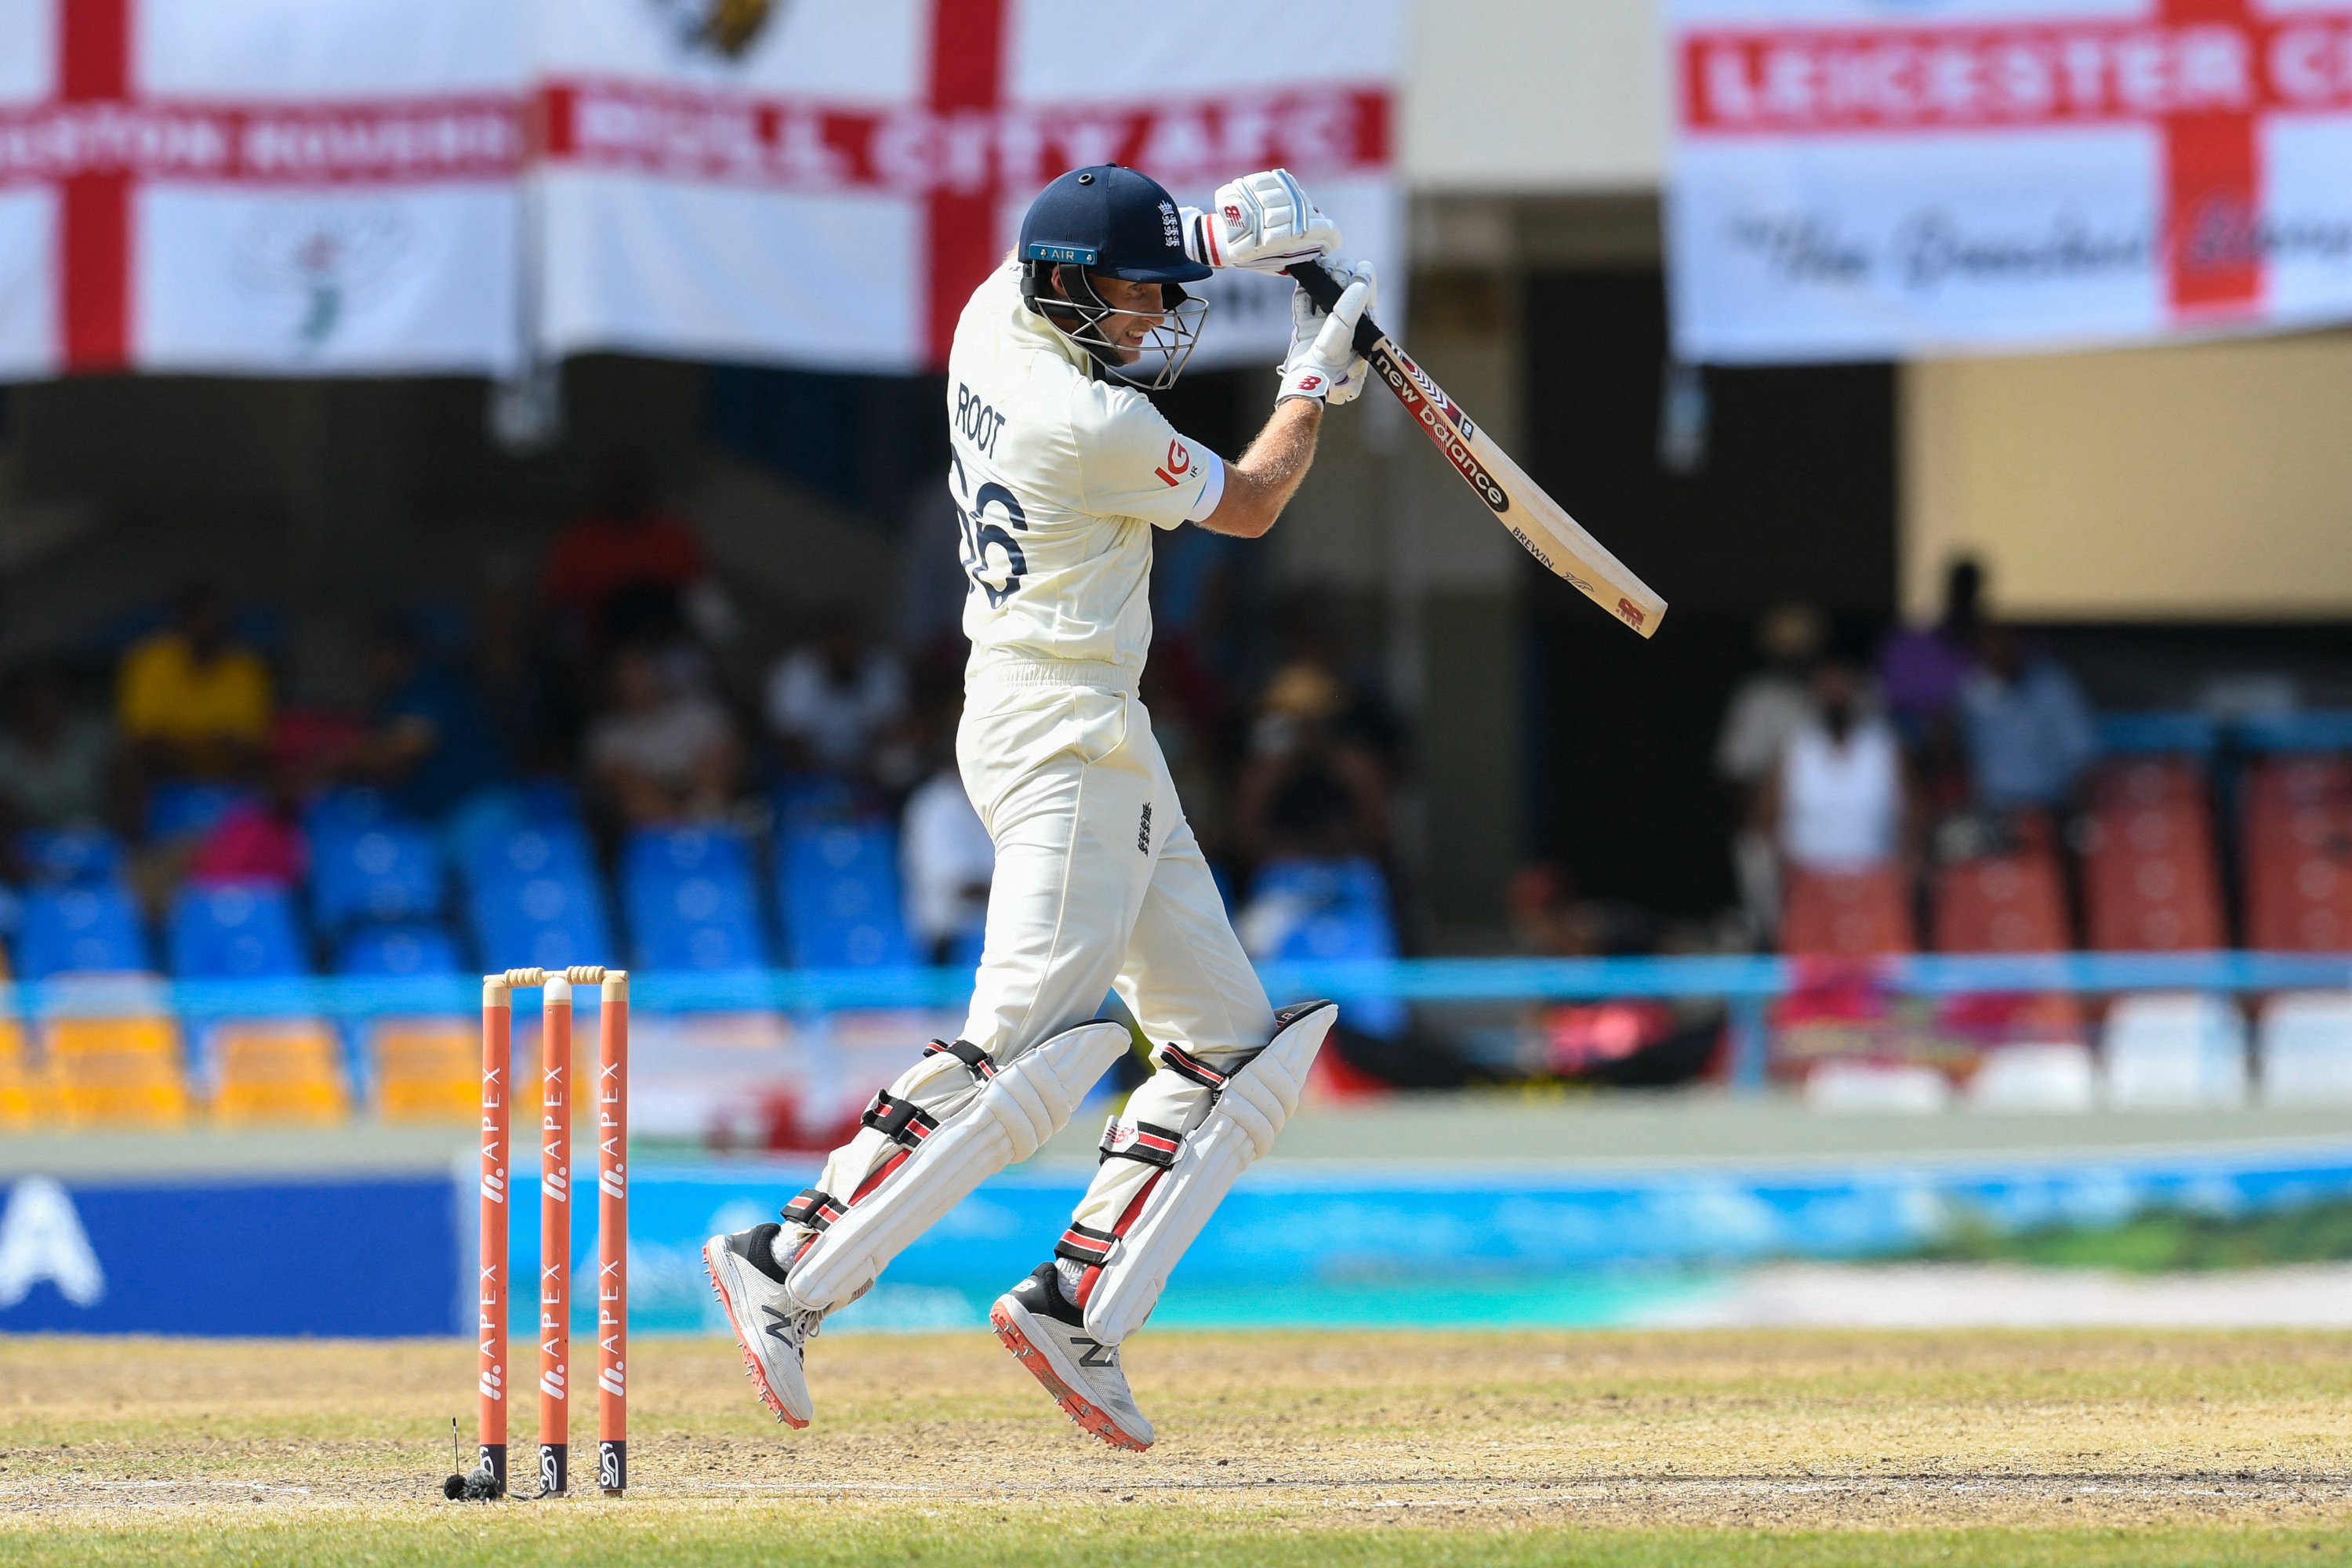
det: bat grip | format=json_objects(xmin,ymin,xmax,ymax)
[{"xmin": 1285, "ymin": 260, "xmax": 1385, "ymax": 359}]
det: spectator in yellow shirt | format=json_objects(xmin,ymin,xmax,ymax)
[{"xmin": 117, "ymin": 584, "xmax": 273, "ymax": 785}]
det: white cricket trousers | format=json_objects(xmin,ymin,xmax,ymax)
[{"xmin": 802, "ymin": 667, "xmax": 1275, "ymax": 1254}]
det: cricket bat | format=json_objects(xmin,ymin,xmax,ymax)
[{"xmin": 1288, "ymin": 260, "xmax": 1667, "ymax": 639}]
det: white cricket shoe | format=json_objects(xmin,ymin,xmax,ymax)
[
  {"xmin": 703, "ymin": 1224, "xmax": 818, "ymax": 1428},
  {"xmin": 990, "ymin": 1262, "xmax": 1154, "ymax": 1451}
]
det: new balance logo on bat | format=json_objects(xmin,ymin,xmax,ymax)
[{"xmin": 1374, "ymin": 349, "xmax": 1510, "ymax": 515}]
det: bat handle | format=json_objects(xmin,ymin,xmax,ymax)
[{"xmin": 1285, "ymin": 260, "xmax": 1385, "ymax": 359}]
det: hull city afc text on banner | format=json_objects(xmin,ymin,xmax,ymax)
[
  {"xmin": 1664, "ymin": 0, "xmax": 2352, "ymax": 363},
  {"xmin": 531, "ymin": 0, "xmax": 1403, "ymax": 375}
]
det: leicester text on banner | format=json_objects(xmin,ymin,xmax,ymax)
[{"xmin": 1664, "ymin": 0, "xmax": 2352, "ymax": 363}]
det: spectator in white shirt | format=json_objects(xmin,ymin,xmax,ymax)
[
  {"xmin": 586, "ymin": 644, "xmax": 742, "ymax": 826},
  {"xmin": 900, "ymin": 717, "xmax": 993, "ymax": 966},
  {"xmin": 764, "ymin": 608, "xmax": 908, "ymax": 778},
  {"xmin": 1760, "ymin": 658, "xmax": 1911, "ymax": 877},
  {"xmin": 1715, "ymin": 603, "xmax": 1825, "ymax": 944}
]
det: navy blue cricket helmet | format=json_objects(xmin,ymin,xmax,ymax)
[{"xmin": 1017, "ymin": 165, "xmax": 1210, "ymax": 388}]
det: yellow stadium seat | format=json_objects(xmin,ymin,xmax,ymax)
[
  {"xmin": 211, "ymin": 1020, "xmax": 351, "ymax": 1125},
  {"xmin": 372, "ymin": 1018, "xmax": 479, "ymax": 1123},
  {"xmin": 44, "ymin": 1014, "xmax": 191, "ymax": 1127},
  {"xmin": 0, "ymin": 1014, "xmax": 44, "ymax": 1128}
]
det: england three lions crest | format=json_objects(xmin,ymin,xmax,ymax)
[{"xmin": 652, "ymin": 0, "xmax": 780, "ymax": 59}]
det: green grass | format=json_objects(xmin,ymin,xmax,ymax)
[
  {"xmin": 1915, "ymin": 1198, "xmax": 2352, "ymax": 1273},
  {"xmin": 2, "ymin": 1331, "xmax": 2348, "ymax": 1566}
]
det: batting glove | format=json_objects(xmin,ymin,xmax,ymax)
[
  {"xmin": 1276, "ymin": 260, "xmax": 1377, "ymax": 406},
  {"xmin": 1188, "ymin": 168, "xmax": 1343, "ymax": 274}
]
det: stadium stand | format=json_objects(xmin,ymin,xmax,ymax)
[
  {"xmin": 2082, "ymin": 757, "xmax": 2227, "ymax": 951},
  {"xmin": 468, "ymin": 825, "xmax": 617, "ymax": 973},
  {"xmin": 209, "ymin": 1020, "xmax": 350, "ymax": 1124},
  {"xmin": 1933, "ymin": 844, "xmax": 2083, "ymax": 1047},
  {"xmin": 16, "ymin": 827, "xmax": 123, "ymax": 887},
  {"xmin": 167, "ymin": 883, "xmax": 308, "ymax": 980},
  {"xmin": 2103, "ymin": 992, "xmax": 2249, "ymax": 1109},
  {"xmin": 1244, "ymin": 858, "xmax": 1406, "ymax": 1039},
  {"xmin": 370, "ymin": 1018, "xmax": 479, "ymax": 1122},
  {"xmin": 41, "ymin": 982, "xmax": 190, "ymax": 1127},
  {"xmin": 2256, "ymin": 992, "xmax": 2352, "ymax": 1106},
  {"xmin": 143, "ymin": 781, "xmax": 256, "ymax": 843},
  {"xmin": 2241, "ymin": 753, "xmax": 2352, "ymax": 953},
  {"xmin": 20, "ymin": 883, "xmax": 149, "ymax": 978},
  {"xmin": 776, "ymin": 822, "xmax": 915, "ymax": 969},
  {"xmin": 335, "ymin": 923, "xmax": 463, "ymax": 978},
  {"xmin": 623, "ymin": 826, "xmax": 768, "ymax": 973},
  {"xmin": 1780, "ymin": 866, "xmax": 1914, "ymax": 956},
  {"xmin": 310, "ymin": 822, "xmax": 445, "ymax": 934}
]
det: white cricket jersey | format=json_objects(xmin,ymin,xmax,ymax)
[{"xmin": 949, "ymin": 262, "xmax": 1224, "ymax": 688}]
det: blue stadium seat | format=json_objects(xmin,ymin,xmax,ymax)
[
  {"xmin": 336, "ymin": 923, "xmax": 463, "ymax": 978},
  {"xmin": 444, "ymin": 781, "xmax": 586, "ymax": 874},
  {"xmin": 772, "ymin": 773, "xmax": 857, "ymax": 830},
  {"xmin": 1250, "ymin": 857, "xmax": 1404, "ymax": 1039},
  {"xmin": 470, "ymin": 865, "xmax": 616, "ymax": 974},
  {"xmin": 776, "ymin": 822, "xmax": 915, "ymax": 969},
  {"xmin": 622, "ymin": 827, "xmax": 766, "ymax": 972},
  {"xmin": 168, "ymin": 883, "xmax": 310, "ymax": 980},
  {"xmin": 18, "ymin": 883, "xmax": 150, "ymax": 978},
  {"xmin": 16, "ymin": 827, "xmax": 124, "ymax": 886},
  {"xmin": 143, "ymin": 782, "xmax": 256, "ymax": 842},
  {"xmin": 466, "ymin": 822, "xmax": 597, "ymax": 891},
  {"xmin": 303, "ymin": 786, "xmax": 398, "ymax": 849},
  {"xmin": 311, "ymin": 823, "xmax": 445, "ymax": 932},
  {"xmin": 2096, "ymin": 713, "xmax": 2219, "ymax": 758}
]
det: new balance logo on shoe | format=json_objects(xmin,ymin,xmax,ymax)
[
  {"xmin": 761, "ymin": 1305, "xmax": 796, "ymax": 1343},
  {"xmin": 1073, "ymin": 1337, "xmax": 1117, "ymax": 1369}
]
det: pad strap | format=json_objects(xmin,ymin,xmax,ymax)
[
  {"xmin": 780, "ymin": 1187, "xmax": 846, "ymax": 1233},
  {"xmin": 1098, "ymin": 1116, "xmax": 1182, "ymax": 1169},
  {"xmin": 923, "ymin": 1038, "xmax": 997, "ymax": 1081},
  {"xmin": 1156, "ymin": 1040, "xmax": 1228, "ymax": 1091},
  {"xmin": 859, "ymin": 1091, "xmax": 939, "ymax": 1149},
  {"xmin": 1054, "ymin": 1221, "xmax": 1119, "ymax": 1266}
]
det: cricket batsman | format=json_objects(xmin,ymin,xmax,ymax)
[{"xmin": 706, "ymin": 163, "xmax": 1374, "ymax": 1451}]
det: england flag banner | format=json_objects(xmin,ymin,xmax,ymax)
[
  {"xmin": 0, "ymin": 0, "xmax": 526, "ymax": 379},
  {"xmin": 1666, "ymin": 0, "xmax": 2352, "ymax": 362},
  {"xmin": 532, "ymin": 0, "xmax": 1403, "ymax": 373}
]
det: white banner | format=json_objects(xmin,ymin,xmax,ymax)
[
  {"xmin": 1665, "ymin": 0, "xmax": 2352, "ymax": 362},
  {"xmin": 532, "ymin": 0, "xmax": 1405, "ymax": 374},
  {"xmin": 0, "ymin": 0, "xmax": 526, "ymax": 379}
]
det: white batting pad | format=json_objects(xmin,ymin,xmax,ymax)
[
  {"xmin": 1082, "ymin": 1002, "xmax": 1334, "ymax": 1345},
  {"xmin": 786, "ymin": 1019, "xmax": 1130, "ymax": 1316}
]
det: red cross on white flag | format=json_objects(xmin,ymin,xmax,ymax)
[
  {"xmin": 0, "ymin": 0, "xmax": 524, "ymax": 379},
  {"xmin": 533, "ymin": 0, "xmax": 1403, "ymax": 374},
  {"xmin": 1667, "ymin": 0, "xmax": 2352, "ymax": 361}
]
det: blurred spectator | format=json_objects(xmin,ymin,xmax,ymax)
[
  {"xmin": 1878, "ymin": 557, "xmax": 1985, "ymax": 742},
  {"xmin": 117, "ymin": 583, "xmax": 272, "ymax": 782},
  {"xmin": 1959, "ymin": 626, "xmax": 2096, "ymax": 814},
  {"xmin": 1761, "ymin": 658, "xmax": 1910, "ymax": 874},
  {"xmin": 546, "ymin": 459, "xmax": 714, "ymax": 659},
  {"xmin": 764, "ymin": 608, "xmax": 908, "ymax": 777},
  {"xmin": 586, "ymin": 644, "xmax": 742, "ymax": 826},
  {"xmin": 474, "ymin": 572, "xmax": 566, "ymax": 775},
  {"xmin": 899, "ymin": 710, "xmax": 993, "ymax": 965},
  {"xmin": 188, "ymin": 779, "xmax": 305, "ymax": 887},
  {"xmin": 343, "ymin": 620, "xmax": 505, "ymax": 818},
  {"xmin": 1715, "ymin": 603, "xmax": 1825, "ymax": 942},
  {"xmin": 0, "ymin": 665, "xmax": 115, "ymax": 831},
  {"xmin": 1233, "ymin": 665, "xmax": 1389, "ymax": 865}
]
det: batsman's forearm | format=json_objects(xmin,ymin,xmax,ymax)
[{"xmin": 1200, "ymin": 397, "xmax": 1320, "ymax": 539}]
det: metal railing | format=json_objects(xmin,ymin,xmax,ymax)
[{"xmin": 5, "ymin": 950, "xmax": 2348, "ymax": 1093}]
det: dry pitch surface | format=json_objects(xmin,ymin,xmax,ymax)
[{"xmin": 2, "ymin": 1330, "xmax": 2350, "ymax": 1565}]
